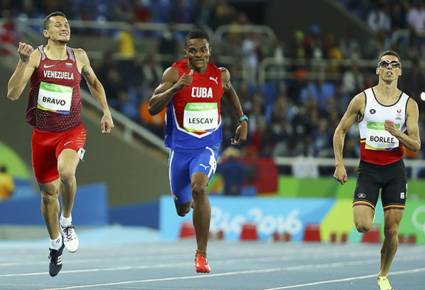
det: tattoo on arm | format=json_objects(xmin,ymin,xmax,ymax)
[
  {"xmin": 82, "ymin": 68, "xmax": 90, "ymax": 80},
  {"xmin": 82, "ymin": 66, "xmax": 96, "ymax": 87}
]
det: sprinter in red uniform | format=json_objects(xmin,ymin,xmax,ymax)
[
  {"xmin": 6, "ymin": 11, "xmax": 114, "ymax": 277},
  {"xmin": 333, "ymin": 50, "xmax": 421, "ymax": 290}
]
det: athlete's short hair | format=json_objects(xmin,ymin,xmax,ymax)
[
  {"xmin": 43, "ymin": 11, "xmax": 67, "ymax": 30},
  {"xmin": 185, "ymin": 30, "xmax": 209, "ymax": 47},
  {"xmin": 378, "ymin": 50, "xmax": 401, "ymax": 62}
]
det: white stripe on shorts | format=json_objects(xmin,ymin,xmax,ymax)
[
  {"xmin": 168, "ymin": 150, "xmax": 175, "ymax": 194},
  {"xmin": 205, "ymin": 146, "xmax": 216, "ymax": 178}
]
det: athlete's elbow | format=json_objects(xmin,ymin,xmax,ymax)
[
  {"xmin": 414, "ymin": 142, "xmax": 421, "ymax": 152},
  {"xmin": 148, "ymin": 104, "xmax": 159, "ymax": 116},
  {"xmin": 148, "ymin": 98, "xmax": 161, "ymax": 115},
  {"xmin": 408, "ymin": 142, "xmax": 421, "ymax": 152},
  {"xmin": 6, "ymin": 90, "xmax": 19, "ymax": 101}
]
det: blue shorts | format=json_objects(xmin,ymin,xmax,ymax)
[{"xmin": 168, "ymin": 145, "xmax": 220, "ymax": 204}]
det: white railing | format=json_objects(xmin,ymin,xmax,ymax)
[
  {"xmin": 258, "ymin": 57, "xmax": 415, "ymax": 82},
  {"xmin": 274, "ymin": 157, "xmax": 425, "ymax": 180},
  {"xmin": 81, "ymin": 90, "xmax": 166, "ymax": 153},
  {"xmin": 215, "ymin": 24, "xmax": 276, "ymax": 41},
  {"xmin": 11, "ymin": 18, "xmax": 214, "ymax": 41}
]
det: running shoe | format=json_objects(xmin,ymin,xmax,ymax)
[
  {"xmin": 60, "ymin": 224, "xmax": 79, "ymax": 253},
  {"xmin": 49, "ymin": 242, "xmax": 65, "ymax": 277},
  {"xmin": 195, "ymin": 253, "xmax": 211, "ymax": 273},
  {"xmin": 377, "ymin": 276, "xmax": 394, "ymax": 290}
]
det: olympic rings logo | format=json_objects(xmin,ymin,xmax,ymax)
[{"xmin": 412, "ymin": 206, "xmax": 425, "ymax": 234}]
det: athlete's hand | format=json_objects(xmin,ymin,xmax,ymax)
[
  {"xmin": 231, "ymin": 121, "xmax": 248, "ymax": 145},
  {"xmin": 334, "ymin": 164, "xmax": 348, "ymax": 184},
  {"xmin": 17, "ymin": 42, "xmax": 34, "ymax": 63},
  {"xmin": 173, "ymin": 69, "xmax": 193, "ymax": 90},
  {"xmin": 101, "ymin": 111, "xmax": 114, "ymax": 134},
  {"xmin": 384, "ymin": 120, "xmax": 400, "ymax": 138}
]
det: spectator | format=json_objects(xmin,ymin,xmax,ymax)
[
  {"xmin": 116, "ymin": 23, "xmax": 136, "ymax": 59},
  {"xmin": 0, "ymin": 10, "xmax": 18, "ymax": 55},
  {"xmin": 407, "ymin": 0, "xmax": 425, "ymax": 34},
  {"xmin": 158, "ymin": 23, "xmax": 180, "ymax": 60},
  {"xmin": 217, "ymin": 147, "xmax": 246, "ymax": 196},
  {"xmin": 367, "ymin": 2, "xmax": 391, "ymax": 34},
  {"xmin": 0, "ymin": 165, "xmax": 15, "ymax": 201}
]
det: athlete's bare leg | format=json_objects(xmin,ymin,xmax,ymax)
[
  {"xmin": 379, "ymin": 209, "xmax": 403, "ymax": 277},
  {"xmin": 353, "ymin": 205, "xmax": 375, "ymax": 233},
  {"xmin": 39, "ymin": 181, "xmax": 61, "ymax": 239},
  {"xmin": 191, "ymin": 172, "xmax": 210, "ymax": 255},
  {"xmin": 57, "ymin": 149, "xmax": 80, "ymax": 218}
]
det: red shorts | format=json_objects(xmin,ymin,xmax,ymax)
[{"xmin": 31, "ymin": 124, "xmax": 87, "ymax": 184}]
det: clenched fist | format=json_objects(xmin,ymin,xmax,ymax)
[
  {"xmin": 18, "ymin": 42, "xmax": 34, "ymax": 63},
  {"xmin": 173, "ymin": 69, "xmax": 193, "ymax": 90}
]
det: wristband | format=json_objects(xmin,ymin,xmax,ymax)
[{"xmin": 239, "ymin": 115, "xmax": 249, "ymax": 123}]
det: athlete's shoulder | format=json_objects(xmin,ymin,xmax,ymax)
[
  {"xmin": 406, "ymin": 94, "xmax": 418, "ymax": 109},
  {"xmin": 72, "ymin": 47, "xmax": 87, "ymax": 58},
  {"xmin": 172, "ymin": 58, "xmax": 188, "ymax": 68},
  {"xmin": 353, "ymin": 89, "xmax": 367, "ymax": 101},
  {"xmin": 218, "ymin": 66, "xmax": 230, "ymax": 82},
  {"xmin": 401, "ymin": 90, "xmax": 413, "ymax": 101},
  {"xmin": 161, "ymin": 66, "xmax": 179, "ymax": 82},
  {"xmin": 71, "ymin": 48, "xmax": 90, "ymax": 66},
  {"xmin": 349, "ymin": 91, "xmax": 366, "ymax": 111},
  {"xmin": 218, "ymin": 66, "xmax": 228, "ymax": 73}
]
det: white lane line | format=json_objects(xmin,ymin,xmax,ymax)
[
  {"xmin": 262, "ymin": 267, "xmax": 425, "ymax": 289},
  {"xmin": 40, "ymin": 267, "xmax": 425, "ymax": 290},
  {"xmin": 4, "ymin": 254, "xmax": 423, "ymax": 279},
  {"xmin": 0, "ymin": 255, "xmax": 378, "ymax": 278},
  {"xmin": 0, "ymin": 247, "xmax": 385, "ymax": 268},
  {"xmin": 39, "ymin": 259, "xmax": 422, "ymax": 290},
  {"xmin": 39, "ymin": 268, "xmax": 288, "ymax": 290}
]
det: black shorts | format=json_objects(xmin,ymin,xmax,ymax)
[{"xmin": 353, "ymin": 160, "xmax": 407, "ymax": 211}]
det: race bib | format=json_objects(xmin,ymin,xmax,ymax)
[
  {"xmin": 183, "ymin": 103, "xmax": 219, "ymax": 133},
  {"xmin": 365, "ymin": 121, "xmax": 400, "ymax": 150},
  {"xmin": 37, "ymin": 81, "xmax": 72, "ymax": 115}
]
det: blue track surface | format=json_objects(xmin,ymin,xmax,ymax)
[{"xmin": 0, "ymin": 229, "xmax": 423, "ymax": 290}]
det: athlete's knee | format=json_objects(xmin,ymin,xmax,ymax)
[
  {"xmin": 384, "ymin": 224, "xmax": 399, "ymax": 239},
  {"xmin": 41, "ymin": 190, "xmax": 58, "ymax": 205},
  {"xmin": 355, "ymin": 221, "xmax": 371, "ymax": 233},
  {"xmin": 58, "ymin": 166, "xmax": 76, "ymax": 184},
  {"xmin": 191, "ymin": 183, "xmax": 207, "ymax": 200}
]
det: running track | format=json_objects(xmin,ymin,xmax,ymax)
[{"xmin": 0, "ymin": 238, "xmax": 423, "ymax": 290}]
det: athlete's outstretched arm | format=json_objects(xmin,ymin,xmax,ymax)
[
  {"xmin": 77, "ymin": 49, "xmax": 114, "ymax": 134},
  {"xmin": 220, "ymin": 68, "xmax": 247, "ymax": 145},
  {"xmin": 7, "ymin": 42, "xmax": 38, "ymax": 101},
  {"xmin": 384, "ymin": 98, "xmax": 421, "ymax": 151},
  {"xmin": 148, "ymin": 67, "xmax": 192, "ymax": 115},
  {"xmin": 333, "ymin": 93, "xmax": 364, "ymax": 184}
]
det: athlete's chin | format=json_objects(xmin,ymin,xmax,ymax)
[
  {"xmin": 383, "ymin": 77, "xmax": 396, "ymax": 82},
  {"xmin": 57, "ymin": 37, "xmax": 70, "ymax": 44},
  {"xmin": 191, "ymin": 62, "xmax": 206, "ymax": 71}
]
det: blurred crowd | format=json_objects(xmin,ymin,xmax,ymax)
[
  {"xmin": 339, "ymin": 0, "xmax": 425, "ymax": 59},
  {"xmin": 0, "ymin": 0, "xmax": 245, "ymax": 28},
  {"xmin": 1, "ymin": 0, "xmax": 425, "ymax": 163}
]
